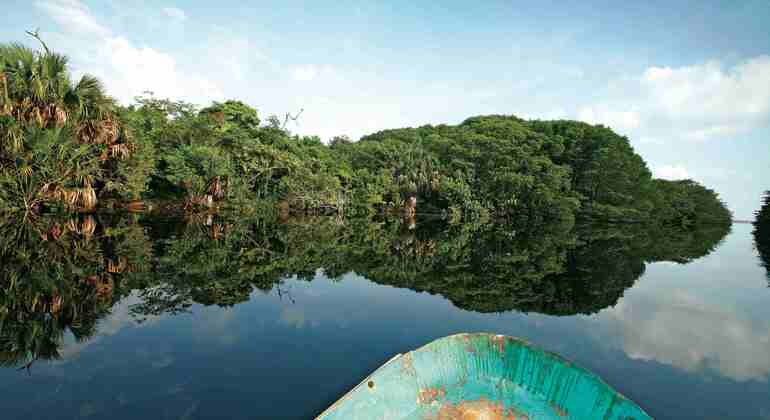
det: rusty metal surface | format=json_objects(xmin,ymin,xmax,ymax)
[{"xmin": 316, "ymin": 333, "xmax": 651, "ymax": 420}]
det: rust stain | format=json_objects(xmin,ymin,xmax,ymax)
[
  {"xmin": 433, "ymin": 399, "xmax": 521, "ymax": 420},
  {"xmin": 493, "ymin": 335, "xmax": 506, "ymax": 353},
  {"xmin": 401, "ymin": 352, "xmax": 415, "ymax": 376},
  {"xmin": 463, "ymin": 334, "xmax": 476, "ymax": 353},
  {"xmin": 417, "ymin": 387, "xmax": 446, "ymax": 405},
  {"xmin": 551, "ymin": 403, "xmax": 568, "ymax": 417}
]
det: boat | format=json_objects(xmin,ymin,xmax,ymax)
[{"xmin": 317, "ymin": 333, "xmax": 651, "ymax": 419}]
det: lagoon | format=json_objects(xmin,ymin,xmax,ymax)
[{"xmin": 0, "ymin": 217, "xmax": 767, "ymax": 419}]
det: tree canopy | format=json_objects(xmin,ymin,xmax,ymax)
[{"xmin": 1, "ymin": 38, "xmax": 733, "ymax": 229}]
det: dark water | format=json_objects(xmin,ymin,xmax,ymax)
[{"xmin": 0, "ymin": 215, "xmax": 768, "ymax": 419}]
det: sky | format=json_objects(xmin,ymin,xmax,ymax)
[{"xmin": 1, "ymin": 0, "xmax": 769, "ymax": 218}]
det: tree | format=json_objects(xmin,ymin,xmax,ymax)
[
  {"xmin": 754, "ymin": 191, "xmax": 770, "ymax": 282},
  {"xmin": 0, "ymin": 37, "xmax": 141, "ymax": 213}
]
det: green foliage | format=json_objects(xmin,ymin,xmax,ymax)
[
  {"xmin": 164, "ymin": 144, "xmax": 234, "ymax": 196},
  {"xmin": 526, "ymin": 120, "xmax": 652, "ymax": 213},
  {"xmin": 0, "ymin": 40, "xmax": 151, "ymax": 212},
  {"xmin": 0, "ymin": 126, "xmax": 100, "ymax": 213},
  {"xmin": 348, "ymin": 117, "xmax": 581, "ymax": 222},
  {"xmin": 754, "ymin": 191, "xmax": 770, "ymax": 282},
  {"xmin": 0, "ymin": 37, "xmax": 733, "ymax": 233},
  {"xmin": 200, "ymin": 100, "xmax": 260, "ymax": 136},
  {"xmin": 649, "ymin": 179, "xmax": 732, "ymax": 227}
]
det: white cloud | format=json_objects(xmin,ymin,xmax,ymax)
[
  {"xmin": 37, "ymin": 0, "xmax": 110, "ymax": 37},
  {"xmin": 291, "ymin": 65, "xmax": 319, "ymax": 82},
  {"xmin": 102, "ymin": 36, "xmax": 222, "ymax": 103},
  {"xmin": 36, "ymin": 0, "xmax": 222, "ymax": 105},
  {"xmin": 652, "ymin": 164, "xmax": 691, "ymax": 180},
  {"xmin": 576, "ymin": 56, "xmax": 770, "ymax": 142},
  {"xmin": 162, "ymin": 7, "xmax": 187, "ymax": 22},
  {"xmin": 577, "ymin": 106, "xmax": 641, "ymax": 133}
]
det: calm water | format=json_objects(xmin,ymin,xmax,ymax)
[{"xmin": 0, "ymin": 216, "xmax": 768, "ymax": 419}]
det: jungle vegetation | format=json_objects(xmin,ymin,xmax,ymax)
[
  {"xmin": 0, "ymin": 39, "xmax": 733, "ymax": 228},
  {"xmin": 0, "ymin": 35, "xmax": 737, "ymax": 369},
  {"xmin": 754, "ymin": 191, "xmax": 770, "ymax": 281}
]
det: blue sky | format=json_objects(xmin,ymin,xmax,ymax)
[{"xmin": 1, "ymin": 0, "xmax": 769, "ymax": 217}]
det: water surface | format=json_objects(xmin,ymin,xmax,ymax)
[{"xmin": 0, "ymin": 217, "xmax": 767, "ymax": 419}]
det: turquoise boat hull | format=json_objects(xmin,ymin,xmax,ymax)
[{"xmin": 318, "ymin": 333, "xmax": 651, "ymax": 419}]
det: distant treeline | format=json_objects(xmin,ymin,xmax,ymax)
[
  {"xmin": 754, "ymin": 191, "xmax": 770, "ymax": 280},
  {"xmin": 0, "ymin": 39, "xmax": 732, "ymax": 227}
]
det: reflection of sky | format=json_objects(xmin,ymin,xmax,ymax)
[
  {"xmin": 57, "ymin": 294, "xmax": 159, "ymax": 362},
  {"xmin": 590, "ymin": 224, "xmax": 770, "ymax": 382},
  {"xmin": 1, "ymin": 226, "xmax": 769, "ymax": 419},
  {"xmin": 596, "ymin": 291, "xmax": 770, "ymax": 382}
]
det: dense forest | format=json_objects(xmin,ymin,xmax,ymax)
[
  {"xmin": 755, "ymin": 191, "xmax": 770, "ymax": 280},
  {"xmin": 0, "ymin": 39, "xmax": 732, "ymax": 227},
  {"xmin": 0, "ymin": 212, "xmax": 731, "ymax": 369}
]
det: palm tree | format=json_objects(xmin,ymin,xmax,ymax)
[
  {"xmin": 0, "ymin": 40, "xmax": 119, "ymax": 142},
  {"xmin": 0, "ymin": 32, "xmax": 131, "ymax": 213}
]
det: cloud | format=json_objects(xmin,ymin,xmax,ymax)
[
  {"xmin": 577, "ymin": 56, "xmax": 770, "ymax": 142},
  {"xmin": 37, "ymin": 0, "xmax": 110, "ymax": 37},
  {"xmin": 291, "ymin": 65, "xmax": 319, "ymax": 82},
  {"xmin": 36, "ymin": 0, "xmax": 222, "ymax": 105},
  {"xmin": 162, "ymin": 7, "xmax": 187, "ymax": 22},
  {"xmin": 577, "ymin": 106, "xmax": 641, "ymax": 133},
  {"xmin": 652, "ymin": 164, "xmax": 691, "ymax": 180}
]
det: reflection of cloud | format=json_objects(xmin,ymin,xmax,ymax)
[
  {"xmin": 58, "ymin": 294, "xmax": 156, "ymax": 361},
  {"xmin": 280, "ymin": 306, "xmax": 306, "ymax": 328},
  {"xmin": 195, "ymin": 309, "xmax": 238, "ymax": 346},
  {"xmin": 151, "ymin": 354, "xmax": 174, "ymax": 369},
  {"xmin": 602, "ymin": 292, "xmax": 770, "ymax": 382},
  {"xmin": 278, "ymin": 305, "xmax": 321, "ymax": 329}
]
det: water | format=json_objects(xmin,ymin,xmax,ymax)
[{"xmin": 0, "ymin": 216, "xmax": 767, "ymax": 419}]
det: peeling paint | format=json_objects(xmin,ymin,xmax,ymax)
[
  {"xmin": 434, "ymin": 399, "xmax": 520, "ymax": 420},
  {"xmin": 316, "ymin": 333, "xmax": 651, "ymax": 420},
  {"xmin": 418, "ymin": 387, "xmax": 446, "ymax": 405}
]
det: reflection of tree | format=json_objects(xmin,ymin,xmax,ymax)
[
  {"xmin": 516, "ymin": 223, "xmax": 733, "ymax": 315},
  {"xmin": 345, "ymin": 218, "xmax": 578, "ymax": 313},
  {"xmin": 0, "ymin": 211, "xmax": 733, "ymax": 369},
  {"xmin": 754, "ymin": 192, "xmax": 770, "ymax": 282},
  {"xmin": 127, "ymin": 214, "xmax": 730, "ymax": 317},
  {"xmin": 0, "ymin": 215, "xmax": 151, "ymax": 369},
  {"xmin": 517, "ymin": 226, "xmax": 647, "ymax": 315},
  {"xmin": 130, "ymin": 214, "xmax": 350, "ymax": 318},
  {"xmin": 644, "ymin": 224, "xmax": 731, "ymax": 264}
]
